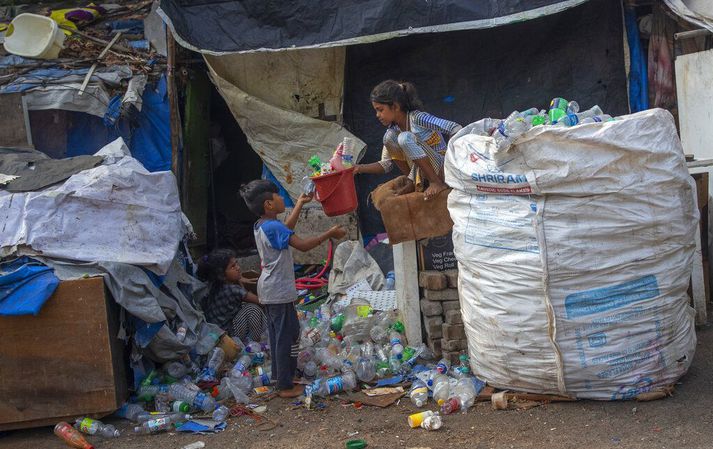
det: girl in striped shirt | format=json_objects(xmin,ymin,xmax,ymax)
[{"xmin": 354, "ymin": 80, "xmax": 462, "ymax": 200}]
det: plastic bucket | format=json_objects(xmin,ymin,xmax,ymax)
[
  {"xmin": 3, "ymin": 13, "xmax": 65, "ymax": 59},
  {"xmin": 310, "ymin": 167, "xmax": 357, "ymax": 217}
]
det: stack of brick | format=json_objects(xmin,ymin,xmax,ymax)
[{"xmin": 419, "ymin": 269, "xmax": 466, "ymax": 365}]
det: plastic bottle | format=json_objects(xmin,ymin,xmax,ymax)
[
  {"xmin": 199, "ymin": 347, "xmax": 225, "ymax": 382},
  {"xmin": 252, "ymin": 366, "xmax": 272, "ymax": 387},
  {"xmin": 341, "ymin": 154, "xmax": 354, "ymax": 169},
  {"xmin": 435, "ymin": 358, "xmax": 451, "ymax": 375},
  {"xmin": 231, "ymin": 354, "xmax": 253, "ymax": 376},
  {"xmin": 115, "ymin": 402, "xmax": 144, "ymax": 422},
  {"xmin": 172, "ymin": 401, "xmax": 191, "ymax": 413},
  {"xmin": 225, "ymin": 377, "xmax": 250, "ymax": 404},
  {"xmin": 431, "ymin": 374, "xmax": 450, "ymax": 405},
  {"xmin": 407, "ymin": 410, "xmax": 434, "ymax": 429},
  {"xmin": 137, "ymin": 384, "xmax": 169, "ymax": 402},
  {"xmin": 155, "ymin": 392, "xmax": 171, "ymax": 412},
  {"xmin": 54, "ymin": 422, "xmax": 94, "ymax": 449},
  {"xmin": 136, "ymin": 411, "xmax": 191, "ymax": 424},
  {"xmin": 421, "ymin": 412, "xmax": 443, "ymax": 431},
  {"xmin": 374, "ymin": 346, "xmax": 391, "ymax": 377},
  {"xmin": 212, "ymin": 405, "xmax": 230, "ymax": 422},
  {"xmin": 567, "ymin": 100, "xmax": 580, "ymax": 114},
  {"xmin": 312, "ymin": 370, "xmax": 357, "ymax": 396},
  {"xmin": 389, "ymin": 331, "xmax": 404, "ymax": 360},
  {"xmin": 441, "ymin": 378, "xmax": 477, "ymax": 415},
  {"xmin": 176, "ymin": 326, "xmax": 187, "ymax": 342},
  {"xmin": 245, "ymin": 341, "xmax": 267, "ymax": 353},
  {"xmin": 409, "ymin": 379, "xmax": 429, "ymax": 407},
  {"xmin": 453, "ymin": 354, "xmax": 471, "ymax": 378},
  {"xmin": 355, "ymin": 357, "xmax": 376, "ymax": 382},
  {"xmin": 369, "ymin": 324, "xmax": 388, "ymax": 345},
  {"xmin": 581, "ymin": 114, "xmax": 613, "ymax": 124},
  {"xmin": 329, "ymin": 140, "xmax": 345, "ymax": 171},
  {"xmin": 74, "ymin": 417, "xmax": 120, "ymax": 438},
  {"xmin": 558, "ymin": 105, "xmax": 604, "ymax": 127},
  {"xmin": 133, "ymin": 415, "xmax": 180, "ymax": 435},
  {"xmin": 169, "ymin": 383, "xmax": 216, "ymax": 413},
  {"xmin": 164, "ymin": 361, "xmax": 188, "ymax": 379},
  {"xmin": 384, "ymin": 271, "xmax": 395, "ymax": 290},
  {"xmin": 211, "ymin": 377, "xmax": 234, "ymax": 401}
]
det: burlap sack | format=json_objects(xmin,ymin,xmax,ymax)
[{"xmin": 371, "ymin": 176, "xmax": 453, "ymax": 244}]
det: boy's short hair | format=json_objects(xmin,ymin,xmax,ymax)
[{"xmin": 239, "ymin": 180, "xmax": 279, "ymax": 216}]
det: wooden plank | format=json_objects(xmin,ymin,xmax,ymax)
[
  {"xmin": 0, "ymin": 277, "xmax": 126, "ymax": 430},
  {"xmin": 693, "ymin": 225, "xmax": 707, "ymax": 325},
  {"xmin": 0, "ymin": 93, "xmax": 33, "ymax": 149},
  {"xmin": 393, "ymin": 241, "xmax": 422, "ymax": 346}
]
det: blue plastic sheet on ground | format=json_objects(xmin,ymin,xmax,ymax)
[
  {"xmin": 177, "ymin": 420, "xmax": 226, "ymax": 433},
  {"xmin": 262, "ymin": 165, "xmax": 295, "ymax": 207},
  {"xmin": 0, "ymin": 257, "xmax": 60, "ymax": 316}
]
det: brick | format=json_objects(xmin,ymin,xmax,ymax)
[
  {"xmin": 427, "ymin": 338, "xmax": 443, "ymax": 359},
  {"xmin": 420, "ymin": 299, "xmax": 443, "ymax": 317},
  {"xmin": 441, "ymin": 301, "xmax": 460, "ymax": 313},
  {"xmin": 424, "ymin": 315, "xmax": 443, "ymax": 339},
  {"xmin": 444, "ymin": 309, "xmax": 463, "ymax": 325},
  {"xmin": 444, "ymin": 269, "xmax": 459, "ymax": 288},
  {"xmin": 442, "ymin": 339, "xmax": 468, "ymax": 351},
  {"xmin": 418, "ymin": 270, "xmax": 448, "ymax": 290},
  {"xmin": 442, "ymin": 323, "xmax": 466, "ymax": 340},
  {"xmin": 422, "ymin": 288, "xmax": 459, "ymax": 301}
]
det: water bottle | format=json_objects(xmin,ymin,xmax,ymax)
[
  {"xmin": 137, "ymin": 384, "xmax": 169, "ymax": 402},
  {"xmin": 132, "ymin": 417, "xmax": 174, "ymax": 435},
  {"xmin": 441, "ymin": 377, "xmax": 477, "ymax": 415},
  {"xmin": 172, "ymin": 401, "xmax": 191, "ymax": 413},
  {"xmin": 385, "ymin": 271, "xmax": 395, "ymax": 290},
  {"xmin": 312, "ymin": 370, "xmax": 357, "ymax": 396},
  {"xmin": 421, "ymin": 412, "xmax": 443, "ymax": 431},
  {"xmin": 212, "ymin": 405, "xmax": 230, "ymax": 422},
  {"xmin": 245, "ymin": 341, "xmax": 268, "ymax": 353},
  {"xmin": 432, "ymin": 374, "xmax": 450, "ymax": 405},
  {"xmin": 549, "ymin": 97, "xmax": 569, "ymax": 111},
  {"xmin": 369, "ymin": 325, "xmax": 388, "ymax": 344},
  {"xmin": 303, "ymin": 360, "xmax": 318, "ymax": 379},
  {"xmin": 355, "ymin": 357, "xmax": 376, "ymax": 382},
  {"xmin": 231, "ymin": 354, "xmax": 253, "ymax": 376},
  {"xmin": 115, "ymin": 402, "xmax": 144, "ymax": 422},
  {"xmin": 225, "ymin": 377, "xmax": 250, "ymax": 404},
  {"xmin": 211, "ymin": 377, "xmax": 234, "ymax": 401},
  {"xmin": 567, "ymin": 100, "xmax": 580, "ymax": 114},
  {"xmin": 199, "ymin": 347, "xmax": 225, "ymax": 382},
  {"xmin": 251, "ymin": 351, "xmax": 266, "ymax": 366},
  {"xmin": 169, "ymin": 383, "xmax": 216, "ymax": 413},
  {"xmin": 155, "ymin": 392, "xmax": 171, "ymax": 412},
  {"xmin": 558, "ymin": 105, "xmax": 604, "ymax": 127},
  {"xmin": 74, "ymin": 417, "xmax": 120, "ymax": 438},
  {"xmin": 342, "ymin": 154, "xmax": 354, "ymax": 169},
  {"xmin": 409, "ymin": 379, "xmax": 429, "ymax": 407},
  {"xmin": 136, "ymin": 412, "xmax": 191, "ymax": 424},
  {"xmin": 435, "ymin": 358, "xmax": 451, "ymax": 375},
  {"xmin": 252, "ymin": 366, "xmax": 272, "ymax": 387},
  {"xmin": 581, "ymin": 114, "xmax": 613, "ymax": 124}
]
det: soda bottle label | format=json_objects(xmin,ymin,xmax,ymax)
[
  {"xmin": 411, "ymin": 386, "xmax": 428, "ymax": 397},
  {"xmin": 326, "ymin": 376, "xmax": 344, "ymax": 394},
  {"xmin": 436, "ymin": 362, "xmax": 448, "ymax": 374},
  {"xmin": 79, "ymin": 418, "xmax": 96, "ymax": 434},
  {"xmin": 193, "ymin": 392, "xmax": 207, "ymax": 409},
  {"xmin": 148, "ymin": 417, "xmax": 169, "ymax": 431}
]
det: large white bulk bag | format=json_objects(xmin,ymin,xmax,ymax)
[{"xmin": 446, "ymin": 108, "xmax": 698, "ymax": 399}]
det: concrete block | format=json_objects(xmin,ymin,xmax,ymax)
[
  {"xmin": 419, "ymin": 270, "xmax": 448, "ymax": 290},
  {"xmin": 444, "ymin": 309, "xmax": 463, "ymax": 325},
  {"xmin": 419, "ymin": 299, "xmax": 443, "ymax": 317},
  {"xmin": 441, "ymin": 301, "xmax": 460, "ymax": 313},
  {"xmin": 422, "ymin": 288, "xmax": 459, "ymax": 301},
  {"xmin": 444, "ymin": 269, "xmax": 459, "ymax": 288},
  {"xmin": 442, "ymin": 350, "xmax": 462, "ymax": 365},
  {"xmin": 442, "ymin": 323, "xmax": 466, "ymax": 341},
  {"xmin": 442, "ymin": 339, "xmax": 467, "ymax": 351},
  {"xmin": 424, "ymin": 315, "xmax": 443, "ymax": 339}
]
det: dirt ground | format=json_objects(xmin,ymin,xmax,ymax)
[{"xmin": 3, "ymin": 323, "xmax": 713, "ymax": 449}]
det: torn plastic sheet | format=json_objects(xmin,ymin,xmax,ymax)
[
  {"xmin": 0, "ymin": 138, "xmax": 185, "ymax": 275},
  {"xmin": 664, "ymin": 0, "xmax": 713, "ymax": 32}
]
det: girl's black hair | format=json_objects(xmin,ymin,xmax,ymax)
[
  {"xmin": 370, "ymin": 80, "xmax": 423, "ymax": 112},
  {"xmin": 196, "ymin": 248, "xmax": 236, "ymax": 294}
]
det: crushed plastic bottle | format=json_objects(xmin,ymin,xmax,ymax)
[
  {"xmin": 199, "ymin": 347, "xmax": 225, "ymax": 382},
  {"xmin": 385, "ymin": 271, "xmax": 395, "ymax": 290},
  {"xmin": 115, "ymin": 402, "xmax": 144, "ymax": 422},
  {"xmin": 231, "ymin": 354, "xmax": 253, "ymax": 376},
  {"xmin": 420, "ymin": 412, "xmax": 443, "ymax": 431},
  {"xmin": 431, "ymin": 374, "xmax": 450, "ymax": 405},
  {"xmin": 225, "ymin": 377, "xmax": 250, "ymax": 404},
  {"xmin": 212, "ymin": 405, "xmax": 230, "ymax": 422},
  {"xmin": 441, "ymin": 377, "xmax": 477, "ymax": 415},
  {"xmin": 74, "ymin": 417, "xmax": 120, "ymax": 438}
]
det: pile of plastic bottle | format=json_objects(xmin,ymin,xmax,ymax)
[
  {"xmin": 295, "ymin": 299, "xmax": 486, "ymax": 428},
  {"xmin": 476, "ymin": 97, "xmax": 618, "ymax": 151}
]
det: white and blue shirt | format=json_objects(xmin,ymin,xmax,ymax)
[{"xmin": 254, "ymin": 219, "xmax": 297, "ymax": 305}]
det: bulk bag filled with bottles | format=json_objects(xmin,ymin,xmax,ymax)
[{"xmin": 445, "ymin": 108, "xmax": 698, "ymax": 400}]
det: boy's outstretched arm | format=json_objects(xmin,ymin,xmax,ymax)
[
  {"xmin": 289, "ymin": 225, "xmax": 347, "ymax": 252},
  {"xmin": 285, "ymin": 193, "xmax": 312, "ymax": 230}
]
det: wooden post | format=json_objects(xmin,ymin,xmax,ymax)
[
  {"xmin": 166, "ymin": 29, "xmax": 182, "ymax": 182},
  {"xmin": 393, "ymin": 241, "xmax": 422, "ymax": 346}
]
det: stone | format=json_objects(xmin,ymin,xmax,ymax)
[
  {"xmin": 444, "ymin": 269, "xmax": 459, "ymax": 288},
  {"xmin": 442, "ymin": 350, "xmax": 462, "ymax": 365},
  {"xmin": 441, "ymin": 301, "xmax": 461, "ymax": 313},
  {"xmin": 444, "ymin": 309, "xmax": 463, "ymax": 325},
  {"xmin": 418, "ymin": 270, "xmax": 448, "ymax": 290},
  {"xmin": 424, "ymin": 315, "xmax": 444, "ymax": 339},
  {"xmin": 442, "ymin": 339, "xmax": 468, "ymax": 351},
  {"xmin": 422, "ymin": 288, "xmax": 459, "ymax": 301},
  {"xmin": 428, "ymin": 338, "xmax": 443, "ymax": 358},
  {"xmin": 442, "ymin": 323, "xmax": 466, "ymax": 341},
  {"xmin": 419, "ymin": 299, "xmax": 443, "ymax": 317}
]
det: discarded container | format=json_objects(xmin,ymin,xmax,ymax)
[
  {"xmin": 310, "ymin": 167, "xmax": 357, "ymax": 217},
  {"xmin": 3, "ymin": 14, "xmax": 65, "ymax": 59},
  {"xmin": 407, "ymin": 410, "xmax": 434, "ymax": 428},
  {"xmin": 74, "ymin": 417, "xmax": 120, "ymax": 438},
  {"xmin": 54, "ymin": 422, "xmax": 94, "ymax": 449},
  {"xmin": 345, "ymin": 439, "xmax": 367, "ymax": 449}
]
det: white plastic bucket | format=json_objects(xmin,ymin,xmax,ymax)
[{"xmin": 3, "ymin": 13, "xmax": 65, "ymax": 59}]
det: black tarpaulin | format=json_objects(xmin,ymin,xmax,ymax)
[{"xmin": 159, "ymin": 0, "xmax": 589, "ymax": 54}]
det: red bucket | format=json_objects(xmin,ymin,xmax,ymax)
[{"xmin": 311, "ymin": 167, "xmax": 357, "ymax": 217}]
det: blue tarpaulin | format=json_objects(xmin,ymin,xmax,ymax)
[
  {"xmin": 0, "ymin": 257, "xmax": 60, "ymax": 316},
  {"xmin": 625, "ymin": 7, "xmax": 649, "ymax": 113}
]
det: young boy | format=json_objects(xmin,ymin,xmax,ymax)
[{"xmin": 239, "ymin": 180, "xmax": 346, "ymax": 398}]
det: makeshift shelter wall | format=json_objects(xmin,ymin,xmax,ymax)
[
  {"xmin": 344, "ymin": 0, "xmax": 629, "ymax": 237},
  {"xmin": 205, "ymin": 48, "xmax": 345, "ymax": 120}
]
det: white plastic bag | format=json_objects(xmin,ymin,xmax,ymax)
[{"xmin": 446, "ymin": 109, "xmax": 698, "ymax": 399}]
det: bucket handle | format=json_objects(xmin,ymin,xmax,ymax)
[{"xmin": 315, "ymin": 170, "xmax": 348, "ymax": 203}]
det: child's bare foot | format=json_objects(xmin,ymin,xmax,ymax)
[
  {"xmin": 424, "ymin": 181, "xmax": 448, "ymax": 200},
  {"xmin": 278, "ymin": 384, "xmax": 304, "ymax": 398}
]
